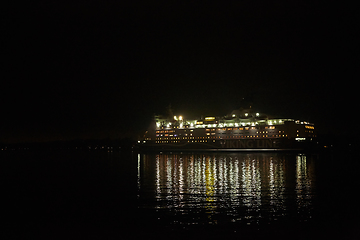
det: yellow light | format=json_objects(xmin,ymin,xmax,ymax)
[
  {"xmin": 174, "ymin": 116, "xmax": 177, "ymax": 120},
  {"xmin": 205, "ymin": 117, "xmax": 215, "ymax": 121}
]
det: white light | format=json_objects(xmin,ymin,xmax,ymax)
[
  {"xmin": 245, "ymin": 113, "xmax": 248, "ymax": 117},
  {"xmin": 232, "ymin": 114, "xmax": 236, "ymax": 117},
  {"xmin": 174, "ymin": 116, "xmax": 177, "ymax": 120},
  {"xmin": 256, "ymin": 113, "xmax": 259, "ymax": 117},
  {"xmin": 235, "ymin": 123, "xmax": 239, "ymax": 127},
  {"xmin": 179, "ymin": 116, "xmax": 183, "ymax": 121}
]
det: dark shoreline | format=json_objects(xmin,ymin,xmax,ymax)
[{"xmin": 1, "ymin": 134, "xmax": 359, "ymax": 153}]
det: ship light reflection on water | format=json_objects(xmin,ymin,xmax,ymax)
[{"xmin": 138, "ymin": 153, "xmax": 316, "ymax": 226}]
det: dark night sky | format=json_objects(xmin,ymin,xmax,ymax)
[{"xmin": 2, "ymin": 2, "xmax": 358, "ymax": 143}]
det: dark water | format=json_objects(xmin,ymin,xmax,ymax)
[
  {"xmin": 138, "ymin": 153, "xmax": 315, "ymax": 225},
  {"xmin": 2, "ymin": 150, "xmax": 360, "ymax": 239}
]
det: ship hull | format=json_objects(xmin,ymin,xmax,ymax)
[{"xmin": 136, "ymin": 138, "xmax": 315, "ymax": 152}]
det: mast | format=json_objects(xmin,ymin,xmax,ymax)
[{"xmin": 167, "ymin": 103, "xmax": 174, "ymax": 119}]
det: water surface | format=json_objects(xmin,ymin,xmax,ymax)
[
  {"xmin": 138, "ymin": 153, "xmax": 317, "ymax": 230},
  {"xmin": 3, "ymin": 150, "xmax": 360, "ymax": 239}
]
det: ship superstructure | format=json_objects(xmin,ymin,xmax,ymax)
[{"xmin": 139, "ymin": 108, "xmax": 316, "ymax": 151}]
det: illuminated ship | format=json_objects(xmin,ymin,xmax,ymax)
[{"xmin": 138, "ymin": 108, "xmax": 316, "ymax": 151}]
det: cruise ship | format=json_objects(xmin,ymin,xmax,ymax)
[{"xmin": 138, "ymin": 108, "xmax": 316, "ymax": 151}]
